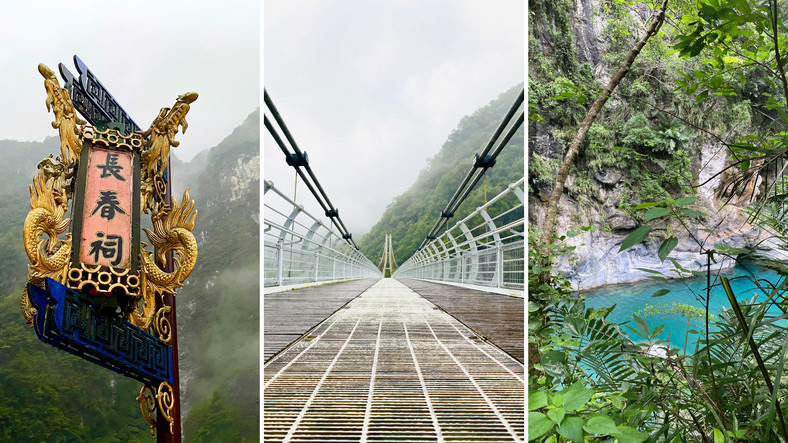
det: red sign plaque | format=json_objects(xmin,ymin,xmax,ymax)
[{"xmin": 80, "ymin": 147, "xmax": 133, "ymax": 268}]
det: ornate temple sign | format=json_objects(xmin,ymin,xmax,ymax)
[
  {"xmin": 69, "ymin": 129, "xmax": 142, "ymax": 294},
  {"xmin": 22, "ymin": 57, "xmax": 197, "ymax": 439}
]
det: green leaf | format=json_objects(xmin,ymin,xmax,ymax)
[
  {"xmin": 632, "ymin": 314, "xmax": 650, "ymax": 337},
  {"xmin": 557, "ymin": 416, "xmax": 585, "ymax": 443},
  {"xmin": 562, "ymin": 382, "xmax": 594, "ymax": 412},
  {"xmin": 624, "ymin": 324, "xmax": 647, "ymax": 339},
  {"xmin": 696, "ymin": 89, "xmax": 710, "ymax": 102},
  {"xmin": 551, "ymin": 92, "xmax": 577, "ymax": 100},
  {"xmin": 675, "ymin": 196, "xmax": 697, "ymax": 206},
  {"xmin": 528, "ymin": 412, "xmax": 554, "ymax": 440},
  {"xmin": 547, "ymin": 407, "xmax": 566, "ymax": 425},
  {"xmin": 658, "ymin": 237, "xmax": 679, "ymax": 262},
  {"xmin": 576, "ymin": 94, "xmax": 586, "ymax": 105},
  {"xmin": 652, "ymin": 324, "xmax": 665, "ymax": 337},
  {"xmin": 669, "ymin": 257, "xmax": 690, "ymax": 273},
  {"xmin": 542, "ymin": 350, "xmax": 567, "ymax": 365},
  {"xmin": 645, "ymin": 207, "xmax": 671, "ymax": 221},
  {"xmin": 612, "ymin": 425, "xmax": 648, "ymax": 443},
  {"xmin": 559, "ymin": 81, "xmax": 579, "ymax": 90},
  {"xmin": 650, "ymin": 289, "xmax": 671, "ymax": 298},
  {"xmin": 619, "ymin": 225, "xmax": 652, "ymax": 252},
  {"xmin": 713, "ymin": 427, "xmax": 724, "ymax": 443},
  {"xmin": 584, "ymin": 415, "xmax": 619, "ymax": 435},
  {"xmin": 529, "ymin": 390, "xmax": 548, "ymax": 411},
  {"xmin": 635, "ymin": 267, "xmax": 662, "ymax": 274},
  {"xmin": 632, "ymin": 202, "xmax": 659, "ymax": 210}
]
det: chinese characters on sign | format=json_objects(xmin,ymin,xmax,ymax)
[{"xmin": 80, "ymin": 148, "xmax": 133, "ymax": 269}]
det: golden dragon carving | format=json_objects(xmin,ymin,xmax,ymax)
[
  {"xmin": 130, "ymin": 189, "xmax": 198, "ymax": 330},
  {"xmin": 24, "ymin": 170, "xmax": 72, "ymax": 286},
  {"xmin": 140, "ymin": 92, "xmax": 198, "ymax": 178},
  {"xmin": 22, "ymin": 163, "xmax": 73, "ymax": 324},
  {"xmin": 38, "ymin": 63, "xmax": 85, "ymax": 165}
]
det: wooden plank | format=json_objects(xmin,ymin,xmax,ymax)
[
  {"xmin": 264, "ymin": 278, "xmax": 380, "ymax": 361},
  {"xmin": 396, "ymin": 279, "xmax": 524, "ymax": 363}
]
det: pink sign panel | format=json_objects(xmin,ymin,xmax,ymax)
[{"xmin": 80, "ymin": 147, "xmax": 133, "ymax": 269}]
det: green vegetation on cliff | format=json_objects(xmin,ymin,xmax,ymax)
[{"xmin": 358, "ymin": 84, "xmax": 524, "ymax": 264}]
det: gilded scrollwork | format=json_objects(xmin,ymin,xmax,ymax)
[
  {"xmin": 21, "ymin": 286, "xmax": 36, "ymax": 326},
  {"xmin": 137, "ymin": 384, "xmax": 157, "ymax": 436},
  {"xmin": 38, "ymin": 63, "xmax": 85, "ymax": 165},
  {"xmin": 156, "ymin": 381, "xmax": 175, "ymax": 434},
  {"xmin": 155, "ymin": 304, "xmax": 172, "ymax": 344}
]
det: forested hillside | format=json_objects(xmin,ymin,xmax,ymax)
[
  {"xmin": 0, "ymin": 110, "xmax": 259, "ymax": 441},
  {"xmin": 358, "ymin": 84, "xmax": 524, "ymax": 263}
]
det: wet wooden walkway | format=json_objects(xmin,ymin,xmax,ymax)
[
  {"xmin": 264, "ymin": 278, "xmax": 379, "ymax": 361},
  {"xmin": 397, "ymin": 278, "xmax": 524, "ymax": 363},
  {"xmin": 263, "ymin": 279, "xmax": 524, "ymax": 442}
]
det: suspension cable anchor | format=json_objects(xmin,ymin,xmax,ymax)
[
  {"xmin": 473, "ymin": 153, "xmax": 496, "ymax": 169},
  {"xmin": 286, "ymin": 151, "xmax": 309, "ymax": 167}
]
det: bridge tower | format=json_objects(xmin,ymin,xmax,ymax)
[{"xmin": 378, "ymin": 234, "xmax": 398, "ymax": 277}]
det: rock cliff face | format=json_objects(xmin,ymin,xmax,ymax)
[
  {"xmin": 546, "ymin": 202, "xmax": 785, "ymax": 291},
  {"xmin": 529, "ymin": 0, "xmax": 785, "ymax": 290}
]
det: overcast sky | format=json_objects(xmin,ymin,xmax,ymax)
[
  {"xmin": 264, "ymin": 0, "xmax": 524, "ymax": 239},
  {"xmin": 0, "ymin": 0, "xmax": 258, "ymax": 161}
]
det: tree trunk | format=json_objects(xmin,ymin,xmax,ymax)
[{"xmin": 538, "ymin": 0, "xmax": 670, "ymax": 248}]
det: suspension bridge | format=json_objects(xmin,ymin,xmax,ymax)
[{"xmin": 263, "ymin": 88, "xmax": 525, "ymax": 442}]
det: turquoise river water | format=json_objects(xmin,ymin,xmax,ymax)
[{"xmin": 584, "ymin": 263, "xmax": 785, "ymax": 351}]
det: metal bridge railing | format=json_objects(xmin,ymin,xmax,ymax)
[
  {"xmin": 264, "ymin": 180, "xmax": 381, "ymax": 288},
  {"xmin": 394, "ymin": 178, "xmax": 525, "ymax": 293}
]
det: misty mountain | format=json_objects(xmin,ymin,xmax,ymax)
[
  {"xmin": 0, "ymin": 109, "xmax": 260, "ymax": 441},
  {"xmin": 357, "ymin": 84, "xmax": 524, "ymax": 264},
  {"xmin": 175, "ymin": 108, "xmax": 260, "ymax": 441}
]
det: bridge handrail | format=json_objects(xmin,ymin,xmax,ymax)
[
  {"xmin": 394, "ymin": 177, "xmax": 524, "ymax": 293},
  {"xmin": 264, "ymin": 181, "xmax": 381, "ymax": 288}
]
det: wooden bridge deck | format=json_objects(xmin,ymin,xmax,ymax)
[
  {"xmin": 263, "ymin": 278, "xmax": 525, "ymax": 442},
  {"xmin": 264, "ymin": 278, "xmax": 379, "ymax": 362},
  {"xmin": 396, "ymin": 278, "xmax": 524, "ymax": 363}
]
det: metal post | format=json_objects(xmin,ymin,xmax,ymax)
[
  {"xmin": 496, "ymin": 244, "xmax": 504, "ymax": 288},
  {"xmin": 277, "ymin": 244, "xmax": 284, "ymax": 286},
  {"xmin": 460, "ymin": 253, "xmax": 465, "ymax": 284},
  {"xmin": 315, "ymin": 254, "xmax": 319, "ymax": 282}
]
